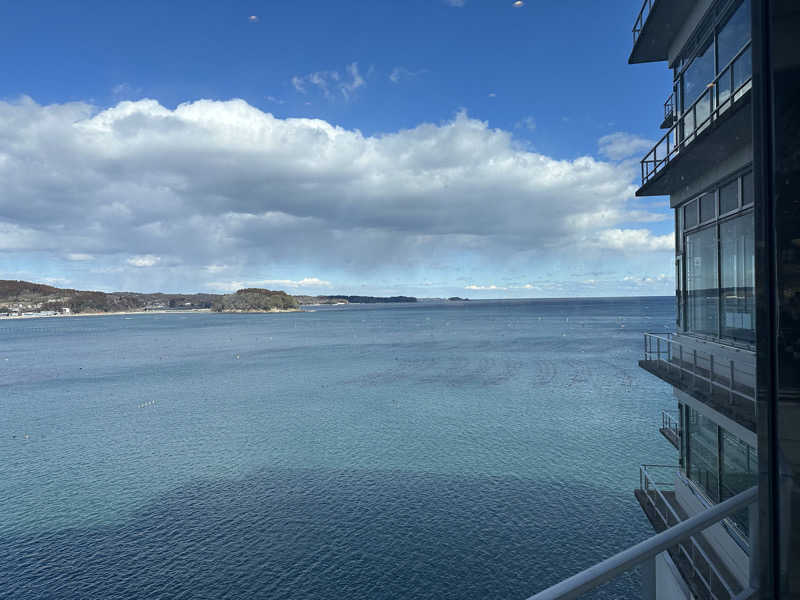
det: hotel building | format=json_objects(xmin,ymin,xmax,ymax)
[{"xmin": 633, "ymin": 0, "xmax": 757, "ymax": 597}]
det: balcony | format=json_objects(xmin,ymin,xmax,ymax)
[
  {"xmin": 660, "ymin": 92, "xmax": 675, "ymax": 129},
  {"xmin": 660, "ymin": 410, "xmax": 680, "ymax": 449},
  {"xmin": 637, "ymin": 42, "xmax": 753, "ymax": 196},
  {"xmin": 640, "ymin": 333, "xmax": 756, "ymax": 431},
  {"xmin": 635, "ymin": 465, "xmax": 747, "ymax": 599},
  {"xmin": 630, "ymin": 0, "xmax": 696, "ymax": 64},
  {"xmin": 527, "ymin": 481, "xmax": 757, "ymax": 599}
]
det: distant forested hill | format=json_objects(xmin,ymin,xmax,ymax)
[
  {"xmin": 1, "ymin": 280, "xmax": 414, "ymax": 314},
  {"xmin": 212, "ymin": 288, "xmax": 299, "ymax": 312},
  {"xmin": 0, "ymin": 280, "xmax": 220, "ymax": 314}
]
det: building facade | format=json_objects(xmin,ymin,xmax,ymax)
[{"xmin": 632, "ymin": 0, "xmax": 757, "ymax": 598}]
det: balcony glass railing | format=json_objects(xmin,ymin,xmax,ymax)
[
  {"xmin": 632, "ymin": 0, "xmax": 655, "ymax": 46},
  {"xmin": 641, "ymin": 41, "xmax": 752, "ymax": 186}
]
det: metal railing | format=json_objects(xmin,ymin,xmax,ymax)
[
  {"xmin": 643, "ymin": 332, "xmax": 755, "ymax": 405},
  {"xmin": 641, "ymin": 41, "xmax": 752, "ymax": 185},
  {"xmin": 632, "ymin": 0, "xmax": 655, "ymax": 45},
  {"xmin": 527, "ymin": 476, "xmax": 757, "ymax": 600},
  {"xmin": 663, "ymin": 92, "xmax": 674, "ymax": 124},
  {"xmin": 639, "ymin": 465, "xmax": 738, "ymax": 599},
  {"xmin": 661, "ymin": 410, "xmax": 680, "ymax": 440}
]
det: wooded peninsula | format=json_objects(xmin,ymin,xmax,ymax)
[{"xmin": 0, "ymin": 280, "xmax": 417, "ymax": 317}]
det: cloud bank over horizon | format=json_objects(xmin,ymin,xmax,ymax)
[{"xmin": 0, "ymin": 96, "xmax": 672, "ymax": 297}]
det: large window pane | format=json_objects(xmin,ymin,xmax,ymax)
[
  {"xmin": 721, "ymin": 430, "xmax": 757, "ymax": 535},
  {"xmin": 683, "ymin": 38, "xmax": 715, "ymax": 110},
  {"xmin": 732, "ymin": 46, "xmax": 752, "ymax": 94},
  {"xmin": 696, "ymin": 89, "xmax": 713, "ymax": 133},
  {"xmin": 687, "ymin": 407, "xmax": 720, "ymax": 502},
  {"xmin": 685, "ymin": 200, "xmax": 698, "ymax": 228},
  {"xmin": 676, "ymin": 257, "xmax": 685, "ymax": 330},
  {"xmin": 717, "ymin": 0, "xmax": 751, "ymax": 70},
  {"xmin": 686, "ymin": 226, "xmax": 719, "ymax": 335},
  {"xmin": 719, "ymin": 179, "xmax": 739, "ymax": 214},
  {"xmin": 742, "ymin": 171, "xmax": 754, "ymax": 205},
  {"xmin": 720, "ymin": 213, "xmax": 755, "ymax": 342},
  {"xmin": 717, "ymin": 68, "xmax": 732, "ymax": 108},
  {"xmin": 700, "ymin": 192, "xmax": 716, "ymax": 222}
]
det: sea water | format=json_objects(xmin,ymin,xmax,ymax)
[{"xmin": 0, "ymin": 298, "xmax": 676, "ymax": 599}]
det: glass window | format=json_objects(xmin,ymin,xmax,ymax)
[
  {"xmin": 683, "ymin": 38, "xmax": 715, "ymax": 111},
  {"xmin": 676, "ymin": 256, "xmax": 685, "ymax": 330},
  {"xmin": 686, "ymin": 407, "xmax": 720, "ymax": 502},
  {"xmin": 719, "ymin": 179, "xmax": 739, "ymax": 214},
  {"xmin": 700, "ymin": 192, "xmax": 716, "ymax": 222},
  {"xmin": 742, "ymin": 171, "xmax": 754, "ymax": 205},
  {"xmin": 721, "ymin": 430, "xmax": 757, "ymax": 535},
  {"xmin": 720, "ymin": 212, "xmax": 755, "ymax": 342},
  {"xmin": 717, "ymin": 0, "xmax": 751, "ymax": 71},
  {"xmin": 684, "ymin": 200, "xmax": 698, "ymax": 228},
  {"xmin": 686, "ymin": 226, "xmax": 719, "ymax": 335},
  {"xmin": 677, "ymin": 209, "xmax": 684, "ymax": 252},
  {"xmin": 732, "ymin": 46, "xmax": 752, "ymax": 94}
]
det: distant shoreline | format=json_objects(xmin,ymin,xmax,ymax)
[{"xmin": 0, "ymin": 308, "xmax": 302, "ymax": 320}]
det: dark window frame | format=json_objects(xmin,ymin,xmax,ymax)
[
  {"xmin": 677, "ymin": 169, "xmax": 755, "ymax": 347},
  {"xmin": 673, "ymin": 0, "xmax": 750, "ymax": 84},
  {"xmin": 681, "ymin": 405, "xmax": 756, "ymax": 545},
  {"xmin": 673, "ymin": 0, "xmax": 751, "ymax": 118}
]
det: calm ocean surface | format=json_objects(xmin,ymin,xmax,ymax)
[{"xmin": 1, "ymin": 298, "xmax": 676, "ymax": 599}]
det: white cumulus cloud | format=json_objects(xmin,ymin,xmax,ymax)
[
  {"xmin": 127, "ymin": 255, "xmax": 161, "ymax": 268},
  {"xmin": 0, "ymin": 96, "xmax": 672, "ymax": 292},
  {"xmin": 598, "ymin": 132, "xmax": 654, "ymax": 161},
  {"xmin": 594, "ymin": 229, "xmax": 673, "ymax": 252},
  {"xmin": 207, "ymin": 277, "xmax": 331, "ymax": 292},
  {"xmin": 465, "ymin": 284, "xmax": 508, "ymax": 291}
]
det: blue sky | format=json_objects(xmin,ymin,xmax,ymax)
[{"xmin": 0, "ymin": 0, "xmax": 674, "ymax": 298}]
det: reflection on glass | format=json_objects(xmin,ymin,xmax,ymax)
[
  {"xmin": 721, "ymin": 430, "xmax": 757, "ymax": 535},
  {"xmin": 685, "ymin": 200, "xmax": 698, "ymax": 228},
  {"xmin": 687, "ymin": 407, "xmax": 720, "ymax": 502},
  {"xmin": 718, "ymin": 70, "xmax": 732, "ymax": 108},
  {"xmin": 683, "ymin": 38, "xmax": 715, "ymax": 110},
  {"xmin": 742, "ymin": 171, "xmax": 754, "ymax": 205},
  {"xmin": 696, "ymin": 89, "xmax": 712, "ymax": 133},
  {"xmin": 720, "ymin": 179, "xmax": 739, "ymax": 214},
  {"xmin": 717, "ymin": 0, "xmax": 750, "ymax": 70},
  {"xmin": 676, "ymin": 257, "xmax": 685, "ymax": 330},
  {"xmin": 720, "ymin": 213, "xmax": 755, "ymax": 342},
  {"xmin": 733, "ymin": 46, "xmax": 752, "ymax": 95},
  {"xmin": 683, "ymin": 106, "xmax": 696, "ymax": 139},
  {"xmin": 700, "ymin": 192, "xmax": 715, "ymax": 222},
  {"xmin": 687, "ymin": 226, "xmax": 718, "ymax": 335}
]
